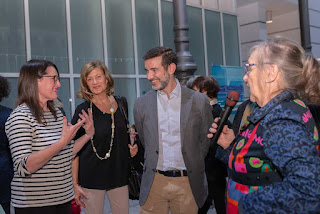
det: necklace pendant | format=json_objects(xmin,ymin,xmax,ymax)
[
  {"xmin": 90, "ymin": 99, "xmax": 115, "ymax": 161},
  {"xmin": 105, "ymin": 152, "xmax": 110, "ymax": 158}
]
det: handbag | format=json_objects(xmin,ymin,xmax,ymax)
[
  {"xmin": 117, "ymin": 96, "xmax": 143, "ymax": 200},
  {"xmin": 128, "ymin": 159, "xmax": 142, "ymax": 200}
]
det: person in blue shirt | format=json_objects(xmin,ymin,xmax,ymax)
[{"xmin": 0, "ymin": 75, "xmax": 13, "ymax": 214}]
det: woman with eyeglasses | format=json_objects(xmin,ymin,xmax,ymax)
[
  {"xmin": 5, "ymin": 59, "xmax": 94, "ymax": 214},
  {"xmin": 208, "ymin": 37, "xmax": 320, "ymax": 213},
  {"xmin": 71, "ymin": 61, "xmax": 130, "ymax": 214}
]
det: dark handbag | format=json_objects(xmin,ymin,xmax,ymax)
[
  {"xmin": 117, "ymin": 96, "xmax": 143, "ymax": 200},
  {"xmin": 128, "ymin": 159, "xmax": 142, "ymax": 200}
]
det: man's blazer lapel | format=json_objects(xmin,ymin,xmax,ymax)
[
  {"xmin": 148, "ymin": 90, "xmax": 159, "ymax": 146},
  {"xmin": 180, "ymin": 87, "xmax": 192, "ymax": 146}
]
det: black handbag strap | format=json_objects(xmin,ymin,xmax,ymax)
[{"xmin": 116, "ymin": 96, "xmax": 129, "ymax": 128}]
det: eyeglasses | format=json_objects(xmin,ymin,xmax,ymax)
[
  {"xmin": 42, "ymin": 75, "xmax": 60, "ymax": 84},
  {"xmin": 243, "ymin": 62, "xmax": 273, "ymax": 76}
]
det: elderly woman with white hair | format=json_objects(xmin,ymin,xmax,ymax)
[{"xmin": 209, "ymin": 37, "xmax": 320, "ymax": 213}]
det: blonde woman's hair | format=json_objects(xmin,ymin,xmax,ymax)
[
  {"xmin": 77, "ymin": 60, "xmax": 114, "ymax": 101},
  {"xmin": 250, "ymin": 36, "xmax": 320, "ymax": 105}
]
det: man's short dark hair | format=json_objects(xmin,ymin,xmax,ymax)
[{"xmin": 143, "ymin": 46, "xmax": 178, "ymax": 69}]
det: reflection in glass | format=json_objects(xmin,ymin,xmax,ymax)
[
  {"xmin": 106, "ymin": 0, "xmax": 135, "ymax": 74},
  {"xmin": 161, "ymin": 1, "xmax": 174, "ymax": 50},
  {"xmin": 223, "ymin": 14, "xmax": 240, "ymax": 66},
  {"xmin": 0, "ymin": 0, "xmax": 26, "ymax": 73},
  {"xmin": 114, "ymin": 78, "xmax": 136, "ymax": 123},
  {"xmin": 29, "ymin": 0, "xmax": 69, "ymax": 73},
  {"xmin": 205, "ymin": 10, "xmax": 223, "ymax": 71},
  {"xmin": 136, "ymin": 0, "xmax": 160, "ymax": 74},
  {"xmin": 187, "ymin": 6, "xmax": 205, "ymax": 76},
  {"xmin": 71, "ymin": 0, "xmax": 104, "ymax": 74},
  {"xmin": 57, "ymin": 78, "xmax": 71, "ymax": 119},
  {"xmin": 139, "ymin": 78, "xmax": 152, "ymax": 96},
  {"xmin": 74, "ymin": 78, "xmax": 83, "ymax": 110}
]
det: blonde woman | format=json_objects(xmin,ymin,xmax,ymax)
[{"xmin": 72, "ymin": 61, "xmax": 130, "ymax": 214}]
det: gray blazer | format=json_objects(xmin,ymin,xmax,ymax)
[{"xmin": 133, "ymin": 86, "xmax": 214, "ymax": 207}]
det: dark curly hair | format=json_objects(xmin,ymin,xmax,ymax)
[
  {"xmin": 192, "ymin": 76, "xmax": 220, "ymax": 99},
  {"xmin": 0, "ymin": 75, "xmax": 10, "ymax": 102}
]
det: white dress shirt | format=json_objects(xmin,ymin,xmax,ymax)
[{"xmin": 156, "ymin": 79, "xmax": 186, "ymax": 171}]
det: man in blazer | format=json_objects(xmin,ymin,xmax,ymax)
[{"xmin": 133, "ymin": 47, "xmax": 213, "ymax": 213}]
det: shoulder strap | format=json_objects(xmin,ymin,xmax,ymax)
[{"xmin": 117, "ymin": 96, "xmax": 129, "ymax": 126}]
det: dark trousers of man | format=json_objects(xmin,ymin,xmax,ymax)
[
  {"xmin": 198, "ymin": 176, "xmax": 226, "ymax": 214},
  {"xmin": 198, "ymin": 148, "xmax": 227, "ymax": 214}
]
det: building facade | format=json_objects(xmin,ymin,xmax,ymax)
[
  {"xmin": 2, "ymin": 0, "xmax": 319, "ymax": 122},
  {"xmin": 0, "ymin": 0, "xmax": 240, "ymax": 121}
]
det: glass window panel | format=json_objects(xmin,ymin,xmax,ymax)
[
  {"xmin": 113, "ymin": 78, "xmax": 136, "ymax": 124},
  {"xmin": 73, "ymin": 78, "xmax": 83, "ymax": 111},
  {"xmin": 223, "ymin": 14, "xmax": 240, "ymax": 66},
  {"xmin": 161, "ymin": 0, "xmax": 175, "ymax": 50},
  {"xmin": 1, "ymin": 78, "xmax": 18, "ymax": 109},
  {"xmin": 29, "ymin": 0, "xmax": 69, "ymax": 73},
  {"xmin": 71, "ymin": 0, "xmax": 104, "ymax": 74},
  {"xmin": 136, "ymin": 0, "xmax": 160, "ymax": 74},
  {"xmin": 106, "ymin": 0, "xmax": 135, "ymax": 75},
  {"xmin": 139, "ymin": 78, "xmax": 152, "ymax": 96},
  {"xmin": 187, "ymin": 6, "xmax": 205, "ymax": 75},
  {"xmin": 57, "ymin": 78, "xmax": 71, "ymax": 120},
  {"xmin": 205, "ymin": 10, "xmax": 223, "ymax": 70},
  {"xmin": 0, "ymin": 0, "xmax": 26, "ymax": 73}
]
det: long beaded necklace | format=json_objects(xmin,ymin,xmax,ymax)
[{"xmin": 90, "ymin": 96, "xmax": 115, "ymax": 160}]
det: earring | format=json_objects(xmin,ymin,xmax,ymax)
[{"xmin": 265, "ymin": 80, "xmax": 269, "ymax": 83}]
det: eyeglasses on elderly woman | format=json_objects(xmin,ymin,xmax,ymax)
[{"xmin": 243, "ymin": 62, "xmax": 273, "ymax": 76}]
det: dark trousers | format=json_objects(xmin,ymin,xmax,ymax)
[
  {"xmin": 14, "ymin": 201, "xmax": 71, "ymax": 214},
  {"xmin": 198, "ymin": 177, "xmax": 226, "ymax": 214},
  {"xmin": 1, "ymin": 202, "xmax": 11, "ymax": 214}
]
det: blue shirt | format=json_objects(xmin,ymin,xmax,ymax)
[{"xmin": 0, "ymin": 105, "xmax": 13, "ymax": 203}]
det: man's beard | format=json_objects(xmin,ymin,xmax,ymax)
[{"xmin": 151, "ymin": 71, "xmax": 170, "ymax": 91}]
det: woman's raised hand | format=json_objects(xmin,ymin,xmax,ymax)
[
  {"xmin": 61, "ymin": 116, "xmax": 85, "ymax": 146},
  {"xmin": 207, "ymin": 117, "xmax": 235, "ymax": 149},
  {"xmin": 78, "ymin": 109, "xmax": 94, "ymax": 138}
]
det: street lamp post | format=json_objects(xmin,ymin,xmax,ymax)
[
  {"xmin": 299, "ymin": 0, "xmax": 312, "ymax": 53},
  {"xmin": 173, "ymin": 0, "xmax": 197, "ymax": 85}
]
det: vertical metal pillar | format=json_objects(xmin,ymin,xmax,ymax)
[
  {"xmin": 299, "ymin": 0, "xmax": 312, "ymax": 53},
  {"xmin": 173, "ymin": 0, "xmax": 197, "ymax": 84}
]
